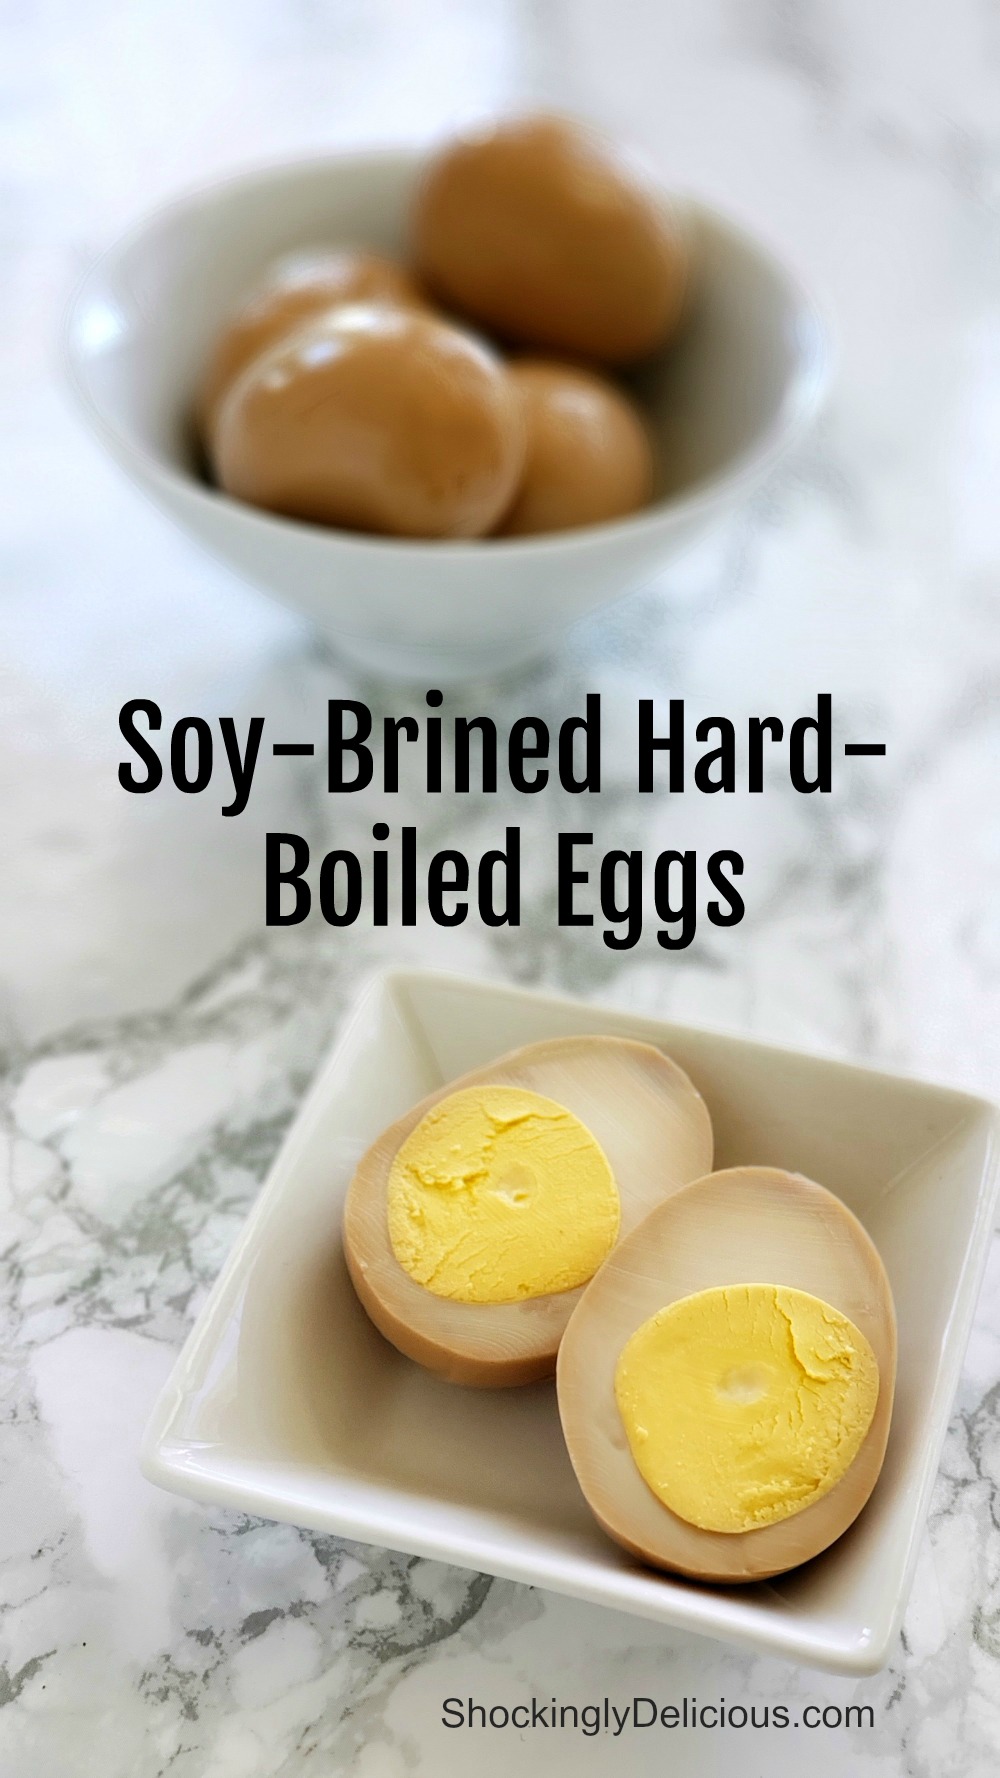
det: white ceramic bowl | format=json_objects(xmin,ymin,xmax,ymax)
[
  {"xmin": 64, "ymin": 150, "xmax": 827, "ymax": 682},
  {"xmin": 141, "ymin": 968, "xmax": 999, "ymax": 1675}
]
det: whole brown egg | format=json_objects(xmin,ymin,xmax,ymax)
[
  {"xmin": 412, "ymin": 115, "xmax": 689, "ymax": 365},
  {"xmin": 497, "ymin": 360, "xmax": 654, "ymax": 536},
  {"xmin": 211, "ymin": 303, "xmax": 525, "ymax": 540},
  {"xmin": 197, "ymin": 248, "xmax": 425, "ymax": 441}
]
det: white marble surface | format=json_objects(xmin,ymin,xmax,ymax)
[{"xmin": 2, "ymin": 2, "xmax": 1000, "ymax": 1773}]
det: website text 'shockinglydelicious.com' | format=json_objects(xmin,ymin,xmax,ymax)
[{"xmin": 440, "ymin": 1693, "xmax": 877, "ymax": 1736}]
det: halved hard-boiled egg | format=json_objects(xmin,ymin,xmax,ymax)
[
  {"xmin": 557, "ymin": 1166, "xmax": 896, "ymax": 1581},
  {"xmin": 343, "ymin": 1036, "xmax": 713, "ymax": 1386}
]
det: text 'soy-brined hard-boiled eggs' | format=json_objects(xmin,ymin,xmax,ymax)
[
  {"xmin": 557, "ymin": 1167, "xmax": 896, "ymax": 1580},
  {"xmin": 211, "ymin": 304, "xmax": 526, "ymax": 539},
  {"xmin": 411, "ymin": 115, "xmax": 690, "ymax": 365},
  {"xmin": 343, "ymin": 1036, "xmax": 713, "ymax": 1387},
  {"xmin": 497, "ymin": 360, "xmax": 654, "ymax": 536},
  {"xmin": 197, "ymin": 247, "xmax": 426, "ymax": 440}
]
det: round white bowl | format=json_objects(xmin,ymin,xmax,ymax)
[{"xmin": 64, "ymin": 149, "xmax": 828, "ymax": 682}]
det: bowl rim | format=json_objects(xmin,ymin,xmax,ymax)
[{"xmin": 63, "ymin": 144, "xmax": 832, "ymax": 560}]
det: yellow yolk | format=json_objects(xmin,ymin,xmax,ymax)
[
  {"xmin": 386, "ymin": 1085, "xmax": 620, "ymax": 1303},
  {"xmin": 614, "ymin": 1284, "xmax": 880, "ymax": 1533}
]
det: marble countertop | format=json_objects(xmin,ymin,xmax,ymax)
[{"xmin": 3, "ymin": 2, "xmax": 999, "ymax": 1773}]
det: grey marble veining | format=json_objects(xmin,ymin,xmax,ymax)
[{"xmin": 2, "ymin": 2, "xmax": 999, "ymax": 1773}]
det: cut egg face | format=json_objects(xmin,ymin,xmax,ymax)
[
  {"xmin": 386, "ymin": 1084, "xmax": 622, "ymax": 1304},
  {"xmin": 556, "ymin": 1167, "xmax": 896, "ymax": 1581},
  {"xmin": 343, "ymin": 1036, "xmax": 713, "ymax": 1387}
]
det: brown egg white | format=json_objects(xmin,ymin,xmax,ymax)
[
  {"xmin": 497, "ymin": 360, "xmax": 654, "ymax": 536},
  {"xmin": 211, "ymin": 303, "xmax": 525, "ymax": 539},
  {"xmin": 197, "ymin": 247, "xmax": 425, "ymax": 440},
  {"xmin": 412, "ymin": 114, "xmax": 690, "ymax": 365},
  {"xmin": 343, "ymin": 1036, "xmax": 713, "ymax": 1387},
  {"xmin": 556, "ymin": 1166, "xmax": 897, "ymax": 1582}
]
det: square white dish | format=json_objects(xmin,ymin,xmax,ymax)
[{"xmin": 141, "ymin": 968, "xmax": 999, "ymax": 1675}]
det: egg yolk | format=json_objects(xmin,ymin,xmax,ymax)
[
  {"xmin": 615, "ymin": 1284, "xmax": 880, "ymax": 1533},
  {"xmin": 387, "ymin": 1085, "xmax": 620, "ymax": 1303}
]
